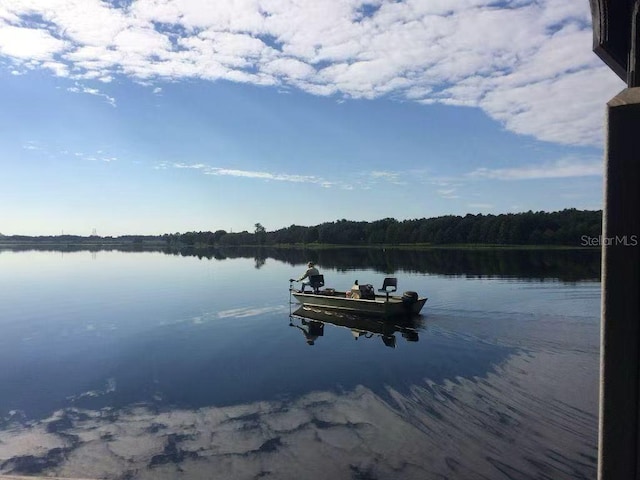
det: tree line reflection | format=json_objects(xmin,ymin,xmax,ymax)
[
  {"xmin": 1, "ymin": 245, "xmax": 600, "ymax": 281},
  {"xmin": 175, "ymin": 246, "xmax": 601, "ymax": 282}
]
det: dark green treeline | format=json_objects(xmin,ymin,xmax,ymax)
[
  {"xmin": 0, "ymin": 209, "xmax": 602, "ymax": 248},
  {"xmin": 171, "ymin": 208, "xmax": 602, "ymax": 247}
]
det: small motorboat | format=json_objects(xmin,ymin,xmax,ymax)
[{"xmin": 290, "ymin": 276, "xmax": 427, "ymax": 317}]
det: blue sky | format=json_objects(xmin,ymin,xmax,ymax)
[{"xmin": 0, "ymin": 0, "xmax": 625, "ymax": 236}]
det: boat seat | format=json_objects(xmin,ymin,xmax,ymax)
[
  {"xmin": 306, "ymin": 274, "xmax": 325, "ymax": 294},
  {"xmin": 378, "ymin": 277, "xmax": 397, "ymax": 300}
]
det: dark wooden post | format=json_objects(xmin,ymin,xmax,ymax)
[
  {"xmin": 599, "ymin": 88, "xmax": 640, "ymax": 480},
  {"xmin": 632, "ymin": 1, "xmax": 639, "ymax": 87},
  {"xmin": 589, "ymin": 1, "xmax": 640, "ymax": 479}
]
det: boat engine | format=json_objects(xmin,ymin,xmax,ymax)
[{"xmin": 401, "ymin": 291, "xmax": 419, "ymax": 306}]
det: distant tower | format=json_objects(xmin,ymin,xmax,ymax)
[{"xmin": 91, "ymin": 228, "xmax": 97, "ymax": 237}]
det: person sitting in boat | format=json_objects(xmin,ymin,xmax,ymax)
[{"xmin": 291, "ymin": 261, "xmax": 319, "ymax": 292}]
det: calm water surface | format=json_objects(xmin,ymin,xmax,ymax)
[{"xmin": 0, "ymin": 248, "xmax": 600, "ymax": 479}]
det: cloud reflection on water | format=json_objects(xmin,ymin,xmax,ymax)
[{"xmin": 0, "ymin": 348, "xmax": 596, "ymax": 480}]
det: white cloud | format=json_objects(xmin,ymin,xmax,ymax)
[
  {"xmin": 42, "ymin": 61, "xmax": 69, "ymax": 76},
  {"xmin": 0, "ymin": 24, "xmax": 67, "ymax": 60},
  {"xmin": 165, "ymin": 161, "xmax": 354, "ymax": 189},
  {"xmin": 437, "ymin": 188, "xmax": 459, "ymax": 199},
  {"xmin": 0, "ymin": 0, "xmax": 624, "ymax": 145},
  {"xmin": 67, "ymin": 82, "xmax": 117, "ymax": 107},
  {"xmin": 68, "ymin": 149, "xmax": 118, "ymax": 163},
  {"xmin": 368, "ymin": 170, "xmax": 404, "ymax": 183},
  {"xmin": 23, "ymin": 141, "xmax": 40, "ymax": 151},
  {"xmin": 262, "ymin": 57, "xmax": 315, "ymax": 80},
  {"xmin": 205, "ymin": 167, "xmax": 320, "ymax": 184},
  {"xmin": 173, "ymin": 162, "xmax": 207, "ymax": 169},
  {"xmin": 468, "ymin": 158, "xmax": 602, "ymax": 180}
]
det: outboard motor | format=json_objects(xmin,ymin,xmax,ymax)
[
  {"xmin": 401, "ymin": 291, "xmax": 419, "ymax": 306},
  {"xmin": 360, "ymin": 284, "xmax": 375, "ymax": 300}
]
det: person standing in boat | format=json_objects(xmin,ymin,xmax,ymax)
[{"xmin": 291, "ymin": 261, "xmax": 319, "ymax": 291}]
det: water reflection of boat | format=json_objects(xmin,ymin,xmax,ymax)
[
  {"xmin": 290, "ymin": 306, "xmax": 424, "ymax": 348},
  {"xmin": 291, "ymin": 276, "xmax": 427, "ymax": 317}
]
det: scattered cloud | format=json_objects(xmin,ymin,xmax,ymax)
[
  {"xmin": 162, "ymin": 161, "xmax": 353, "ymax": 189},
  {"xmin": 368, "ymin": 170, "xmax": 405, "ymax": 185},
  {"xmin": 205, "ymin": 167, "xmax": 321, "ymax": 184},
  {"xmin": 161, "ymin": 155, "xmax": 602, "ymax": 201},
  {"xmin": 0, "ymin": 0, "xmax": 624, "ymax": 145},
  {"xmin": 22, "ymin": 141, "xmax": 41, "ymax": 151},
  {"xmin": 70, "ymin": 149, "xmax": 118, "ymax": 163},
  {"xmin": 437, "ymin": 188, "xmax": 459, "ymax": 199},
  {"xmin": 18, "ymin": 140, "xmax": 120, "ymax": 163},
  {"xmin": 67, "ymin": 81, "xmax": 116, "ymax": 107},
  {"xmin": 468, "ymin": 158, "xmax": 602, "ymax": 180},
  {"xmin": 172, "ymin": 162, "xmax": 207, "ymax": 170}
]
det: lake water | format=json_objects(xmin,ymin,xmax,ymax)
[{"xmin": 0, "ymin": 247, "xmax": 601, "ymax": 479}]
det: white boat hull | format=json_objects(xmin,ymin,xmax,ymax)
[{"xmin": 292, "ymin": 291, "xmax": 427, "ymax": 317}]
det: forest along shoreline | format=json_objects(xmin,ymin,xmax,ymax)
[{"xmin": 0, "ymin": 208, "xmax": 603, "ymax": 251}]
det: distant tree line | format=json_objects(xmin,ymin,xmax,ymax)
[
  {"xmin": 161, "ymin": 209, "xmax": 601, "ymax": 247},
  {"xmin": 0, "ymin": 234, "xmax": 166, "ymax": 247},
  {"xmin": 0, "ymin": 209, "xmax": 601, "ymax": 248}
]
